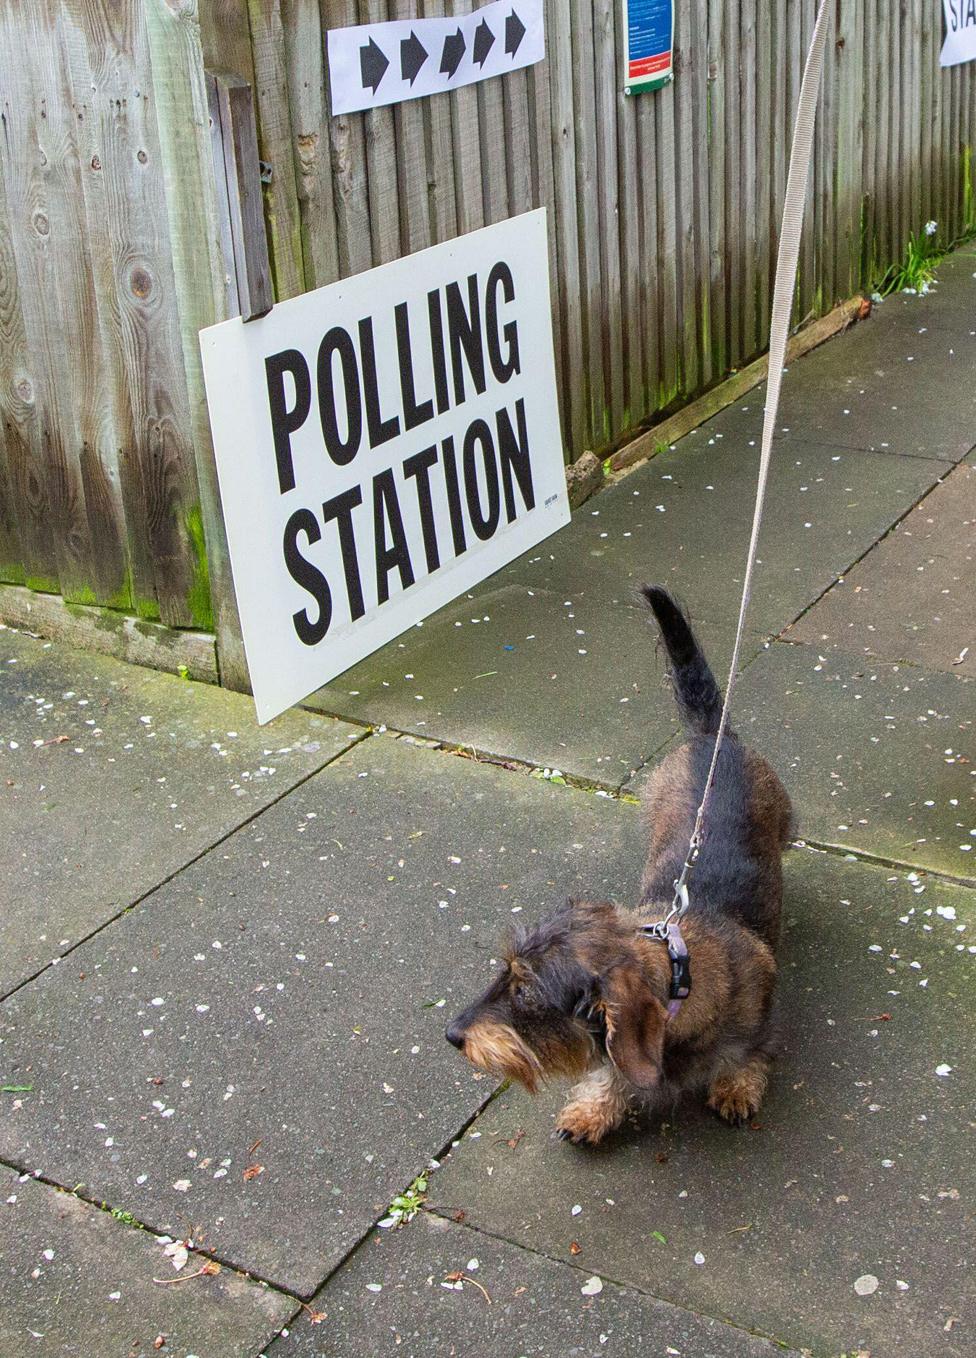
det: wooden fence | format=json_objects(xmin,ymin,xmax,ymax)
[{"xmin": 0, "ymin": 0, "xmax": 973, "ymax": 685}]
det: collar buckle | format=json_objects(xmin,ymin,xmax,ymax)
[
  {"xmin": 641, "ymin": 918, "xmax": 692, "ymax": 1017},
  {"xmin": 668, "ymin": 944, "xmax": 692, "ymax": 1001}
]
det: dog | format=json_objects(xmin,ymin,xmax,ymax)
[{"xmin": 445, "ymin": 586, "xmax": 794, "ymax": 1145}]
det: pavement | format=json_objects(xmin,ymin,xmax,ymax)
[{"xmin": 1, "ymin": 241, "xmax": 974, "ymax": 1358}]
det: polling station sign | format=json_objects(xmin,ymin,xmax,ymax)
[
  {"xmin": 199, "ymin": 209, "xmax": 569, "ymax": 724},
  {"xmin": 942, "ymin": 0, "xmax": 976, "ymax": 66}
]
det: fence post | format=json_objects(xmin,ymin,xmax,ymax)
[{"xmin": 834, "ymin": 0, "xmax": 865, "ymax": 299}]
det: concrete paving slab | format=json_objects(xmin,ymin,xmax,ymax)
[
  {"xmin": 676, "ymin": 640, "xmax": 975, "ymax": 881},
  {"xmin": 306, "ymin": 582, "xmax": 766, "ymax": 788},
  {"xmin": 428, "ymin": 850, "xmax": 976, "ymax": 1358},
  {"xmin": 875, "ymin": 246, "xmax": 976, "ymax": 328},
  {"xmin": 0, "ymin": 735, "xmax": 645, "ymax": 1296},
  {"xmin": 0, "ymin": 1166, "xmax": 292, "ymax": 1358},
  {"xmin": 0, "ymin": 627, "xmax": 363, "ymax": 996},
  {"xmin": 788, "ymin": 462, "xmax": 976, "ymax": 676},
  {"xmin": 492, "ymin": 439, "xmax": 944, "ymax": 632},
  {"xmin": 273, "ymin": 1212, "xmax": 797, "ymax": 1358},
  {"xmin": 868, "ymin": 293, "xmax": 976, "ymax": 346},
  {"xmin": 702, "ymin": 323, "xmax": 975, "ymax": 462}
]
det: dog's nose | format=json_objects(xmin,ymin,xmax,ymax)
[{"xmin": 445, "ymin": 1019, "xmax": 465, "ymax": 1050}]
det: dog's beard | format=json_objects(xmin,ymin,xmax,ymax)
[
  {"xmin": 462, "ymin": 1019, "xmax": 595, "ymax": 1092},
  {"xmin": 462, "ymin": 1020, "xmax": 545, "ymax": 1092}
]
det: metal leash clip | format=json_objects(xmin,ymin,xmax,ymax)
[{"xmin": 640, "ymin": 881, "xmax": 690, "ymax": 942}]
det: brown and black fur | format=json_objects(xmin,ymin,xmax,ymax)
[{"xmin": 445, "ymin": 586, "xmax": 794, "ymax": 1145}]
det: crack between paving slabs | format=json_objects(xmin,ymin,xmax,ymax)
[
  {"xmin": 0, "ymin": 728, "xmax": 375, "ymax": 1006},
  {"xmin": 416, "ymin": 1206, "xmax": 803, "ymax": 1355},
  {"xmin": 425, "ymin": 737, "xmax": 644, "ymax": 800},
  {"xmin": 774, "ymin": 459, "xmax": 961, "ymax": 638},
  {"xmin": 321, "ymin": 722, "xmax": 650, "ymax": 800},
  {"xmin": 621, "ymin": 725, "xmax": 684, "ymax": 793},
  {"xmin": 774, "ymin": 632, "xmax": 975, "ymax": 676},
  {"xmin": 0, "ymin": 1075, "xmax": 511, "ymax": 1324},
  {"xmin": 791, "ymin": 837, "xmax": 976, "ymax": 891},
  {"xmin": 253, "ymin": 1084, "xmax": 516, "ymax": 1352},
  {"xmin": 0, "ymin": 1152, "xmax": 310, "ymax": 1324}
]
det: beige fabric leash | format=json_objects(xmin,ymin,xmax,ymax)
[{"xmin": 665, "ymin": 0, "xmax": 833, "ymax": 923}]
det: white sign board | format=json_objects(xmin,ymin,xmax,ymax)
[
  {"xmin": 200, "ymin": 210, "xmax": 569, "ymax": 725},
  {"xmin": 327, "ymin": 0, "xmax": 544, "ymax": 115},
  {"xmin": 942, "ymin": 0, "xmax": 976, "ymax": 66}
]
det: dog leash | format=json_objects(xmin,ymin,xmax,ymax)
[{"xmin": 642, "ymin": 0, "xmax": 833, "ymax": 1009}]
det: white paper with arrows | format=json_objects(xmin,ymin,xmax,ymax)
[{"xmin": 326, "ymin": 0, "xmax": 545, "ymax": 115}]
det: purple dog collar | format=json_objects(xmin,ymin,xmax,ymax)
[
  {"xmin": 641, "ymin": 918, "xmax": 692, "ymax": 1020},
  {"xmin": 664, "ymin": 921, "xmax": 691, "ymax": 1019}
]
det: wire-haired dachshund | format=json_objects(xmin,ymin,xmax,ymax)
[{"xmin": 446, "ymin": 586, "xmax": 794, "ymax": 1145}]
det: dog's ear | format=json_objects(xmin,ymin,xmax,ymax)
[{"xmin": 599, "ymin": 963, "xmax": 666, "ymax": 1090}]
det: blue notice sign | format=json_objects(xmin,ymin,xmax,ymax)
[{"xmin": 623, "ymin": 0, "xmax": 674, "ymax": 93}]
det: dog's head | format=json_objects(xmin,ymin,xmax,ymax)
[{"xmin": 445, "ymin": 899, "xmax": 667, "ymax": 1092}]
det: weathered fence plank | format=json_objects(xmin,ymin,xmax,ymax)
[
  {"xmin": 593, "ymin": 0, "xmax": 625, "ymax": 434},
  {"xmin": 358, "ymin": 0, "xmax": 400, "ymax": 265},
  {"xmin": 247, "ymin": 0, "xmax": 305, "ymax": 298},
  {"xmin": 0, "ymin": 139, "xmax": 50, "ymax": 589},
  {"xmin": 673, "ymin": 0, "xmax": 698, "ymax": 397},
  {"xmin": 770, "ymin": 0, "xmax": 787, "ymax": 312},
  {"xmin": 520, "ymin": 11, "xmax": 564, "ymax": 441},
  {"xmin": 722, "ymin": 0, "xmax": 743, "ymax": 368},
  {"xmin": 690, "ymin": 0, "xmax": 711, "ymax": 387},
  {"xmin": 390, "ymin": 0, "xmax": 432, "ymax": 254},
  {"xmin": 616, "ymin": 0, "xmax": 645, "ymax": 428},
  {"xmin": 280, "ymin": 0, "xmax": 340, "ymax": 286},
  {"xmin": 834, "ymin": 0, "xmax": 860, "ymax": 300},
  {"xmin": 739, "ymin": 0, "xmax": 758, "ymax": 359},
  {"xmin": 144, "ymin": 0, "xmax": 248, "ymax": 686},
  {"xmin": 706, "ymin": 0, "xmax": 727, "ymax": 381},
  {"xmin": 325, "ymin": 0, "xmax": 373, "ymax": 277},
  {"xmin": 635, "ymin": 83, "xmax": 660, "ymax": 415},
  {"xmin": 571, "ymin": 4, "xmax": 607, "ymax": 443},
  {"xmin": 546, "ymin": 3, "xmax": 585, "ymax": 452},
  {"xmin": 448, "ymin": 0, "xmax": 485, "ymax": 238},
  {"xmin": 421, "ymin": 0, "xmax": 459, "ymax": 244},
  {"xmin": 754, "ymin": 0, "xmax": 772, "ymax": 346},
  {"xmin": 0, "ymin": 4, "xmax": 124, "ymax": 606},
  {"xmin": 64, "ymin": 0, "xmax": 208, "ymax": 627}
]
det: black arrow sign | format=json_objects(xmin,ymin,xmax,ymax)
[
  {"xmin": 400, "ymin": 30, "xmax": 428, "ymax": 84},
  {"xmin": 360, "ymin": 37, "xmax": 389, "ymax": 93},
  {"xmin": 440, "ymin": 27, "xmax": 465, "ymax": 79},
  {"xmin": 505, "ymin": 10, "xmax": 526, "ymax": 57},
  {"xmin": 473, "ymin": 18, "xmax": 495, "ymax": 67}
]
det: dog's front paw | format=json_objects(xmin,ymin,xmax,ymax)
[
  {"xmin": 555, "ymin": 1101, "xmax": 617, "ymax": 1146},
  {"xmin": 707, "ymin": 1063, "xmax": 767, "ymax": 1127}
]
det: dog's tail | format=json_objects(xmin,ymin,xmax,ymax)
[{"xmin": 641, "ymin": 585, "xmax": 724, "ymax": 737}]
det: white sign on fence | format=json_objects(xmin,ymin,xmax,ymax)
[
  {"xmin": 942, "ymin": 0, "xmax": 976, "ymax": 66},
  {"xmin": 326, "ymin": 0, "xmax": 545, "ymax": 115},
  {"xmin": 199, "ymin": 209, "xmax": 568, "ymax": 725}
]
